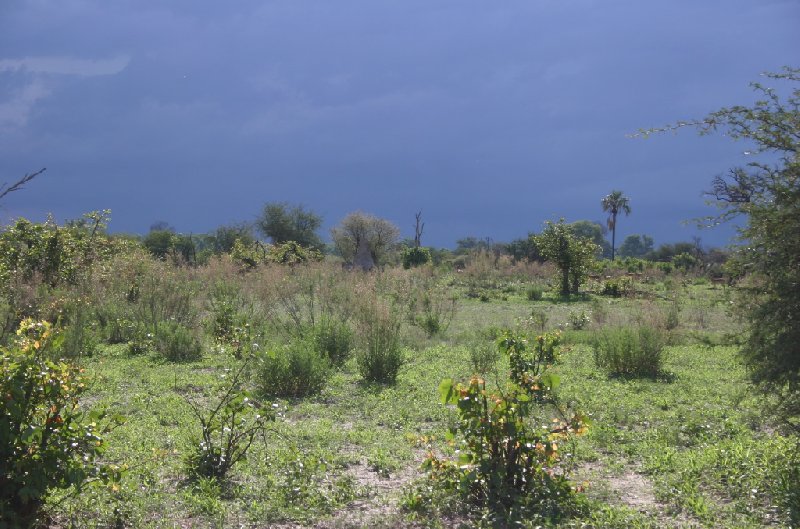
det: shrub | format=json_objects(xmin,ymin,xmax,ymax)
[
  {"xmin": 467, "ymin": 337, "xmax": 498, "ymax": 375},
  {"xmin": 592, "ymin": 326, "xmax": 668, "ymax": 377},
  {"xmin": 427, "ymin": 332, "xmax": 586, "ymax": 520},
  {"xmin": 1, "ymin": 320, "xmax": 122, "ymax": 528},
  {"xmin": 355, "ymin": 303, "xmax": 404, "ymax": 384},
  {"xmin": 256, "ymin": 337, "xmax": 330, "ymax": 398},
  {"xmin": 401, "ymin": 246, "xmax": 432, "ymax": 269},
  {"xmin": 601, "ymin": 277, "xmax": 633, "ymax": 298},
  {"xmin": 185, "ymin": 362, "xmax": 273, "ymax": 480},
  {"xmin": 154, "ymin": 322, "xmax": 203, "ymax": 362},
  {"xmin": 267, "ymin": 241, "xmax": 323, "ymax": 265},
  {"xmin": 311, "ymin": 317, "xmax": 354, "ymax": 366},
  {"xmin": 526, "ymin": 284, "xmax": 544, "ymax": 301},
  {"xmin": 567, "ymin": 309, "xmax": 591, "ymax": 330}
]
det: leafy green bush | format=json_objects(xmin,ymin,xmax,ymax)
[
  {"xmin": 467, "ymin": 337, "xmax": 498, "ymax": 375},
  {"xmin": 154, "ymin": 322, "xmax": 203, "ymax": 362},
  {"xmin": 401, "ymin": 246, "xmax": 432, "ymax": 269},
  {"xmin": 267, "ymin": 241, "xmax": 323, "ymax": 265},
  {"xmin": 1, "ymin": 320, "xmax": 122, "ymax": 528},
  {"xmin": 525, "ymin": 284, "xmax": 544, "ymax": 301},
  {"xmin": 592, "ymin": 326, "xmax": 668, "ymax": 377},
  {"xmin": 427, "ymin": 332, "xmax": 585, "ymax": 520},
  {"xmin": 311, "ymin": 317, "xmax": 354, "ymax": 366},
  {"xmin": 601, "ymin": 276, "xmax": 633, "ymax": 298},
  {"xmin": 567, "ymin": 309, "xmax": 591, "ymax": 330},
  {"xmin": 256, "ymin": 338, "xmax": 330, "ymax": 398}
]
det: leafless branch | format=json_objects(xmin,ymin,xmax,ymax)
[{"xmin": 0, "ymin": 168, "xmax": 46, "ymax": 201}]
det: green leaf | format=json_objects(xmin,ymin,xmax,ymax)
[
  {"xmin": 438, "ymin": 378, "xmax": 456, "ymax": 404},
  {"xmin": 541, "ymin": 373, "xmax": 561, "ymax": 391}
]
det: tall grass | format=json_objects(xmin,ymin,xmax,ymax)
[{"xmin": 592, "ymin": 325, "xmax": 668, "ymax": 377}]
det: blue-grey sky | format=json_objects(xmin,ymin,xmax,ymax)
[{"xmin": 1, "ymin": 1, "xmax": 797, "ymax": 248}]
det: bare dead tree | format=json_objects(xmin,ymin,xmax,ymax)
[
  {"xmin": 0, "ymin": 168, "xmax": 46, "ymax": 202},
  {"xmin": 413, "ymin": 210, "xmax": 424, "ymax": 248}
]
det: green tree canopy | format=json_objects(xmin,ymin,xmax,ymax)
[
  {"xmin": 535, "ymin": 220, "xmax": 598, "ymax": 296},
  {"xmin": 256, "ymin": 202, "xmax": 323, "ymax": 250},
  {"xmin": 619, "ymin": 234, "xmax": 654, "ymax": 258},
  {"xmin": 644, "ymin": 67, "xmax": 799, "ymax": 430},
  {"xmin": 570, "ymin": 220, "xmax": 612, "ymax": 258},
  {"xmin": 331, "ymin": 211, "xmax": 399, "ymax": 268}
]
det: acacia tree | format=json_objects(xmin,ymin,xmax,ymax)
[
  {"xmin": 256, "ymin": 202, "xmax": 323, "ymax": 250},
  {"xmin": 642, "ymin": 67, "xmax": 799, "ymax": 431},
  {"xmin": 601, "ymin": 190, "xmax": 631, "ymax": 261}
]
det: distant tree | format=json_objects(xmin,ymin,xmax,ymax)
[
  {"xmin": 454, "ymin": 236, "xmax": 485, "ymax": 254},
  {"xmin": 570, "ymin": 220, "xmax": 611, "ymax": 258},
  {"xmin": 211, "ymin": 222, "xmax": 254, "ymax": 254},
  {"xmin": 535, "ymin": 220, "xmax": 599, "ymax": 296},
  {"xmin": 149, "ymin": 220, "xmax": 175, "ymax": 233},
  {"xmin": 619, "ymin": 234, "xmax": 654, "ymax": 258},
  {"xmin": 646, "ymin": 242, "xmax": 697, "ymax": 262},
  {"xmin": 331, "ymin": 211, "xmax": 400, "ymax": 268},
  {"xmin": 256, "ymin": 202, "xmax": 322, "ymax": 250},
  {"xmin": 601, "ymin": 190, "xmax": 631, "ymax": 261},
  {"xmin": 413, "ymin": 211, "xmax": 424, "ymax": 248},
  {"xmin": 507, "ymin": 235, "xmax": 542, "ymax": 262},
  {"xmin": 142, "ymin": 230, "xmax": 175, "ymax": 260}
]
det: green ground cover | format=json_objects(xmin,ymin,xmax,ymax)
[{"xmin": 29, "ymin": 270, "xmax": 795, "ymax": 529}]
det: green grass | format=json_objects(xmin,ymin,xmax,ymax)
[{"xmin": 39, "ymin": 275, "xmax": 797, "ymax": 528}]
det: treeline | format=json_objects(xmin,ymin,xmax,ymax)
[{"xmin": 130, "ymin": 204, "xmax": 728, "ymax": 275}]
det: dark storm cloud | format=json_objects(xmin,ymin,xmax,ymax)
[{"xmin": 0, "ymin": 0, "xmax": 797, "ymax": 247}]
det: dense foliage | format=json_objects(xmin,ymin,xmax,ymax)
[
  {"xmin": 534, "ymin": 220, "xmax": 598, "ymax": 296},
  {"xmin": 1, "ymin": 320, "xmax": 121, "ymax": 528},
  {"xmin": 647, "ymin": 67, "xmax": 800, "ymax": 430},
  {"xmin": 256, "ymin": 202, "xmax": 323, "ymax": 250}
]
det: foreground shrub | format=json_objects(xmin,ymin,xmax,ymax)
[
  {"xmin": 185, "ymin": 362, "xmax": 273, "ymax": 480},
  {"xmin": 425, "ymin": 333, "xmax": 586, "ymax": 521},
  {"xmin": 256, "ymin": 338, "xmax": 330, "ymax": 398},
  {"xmin": 592, "ymin": 326, "xmax": 667, "ymax": 377},
  {"xmin": 1, "ymin": 320, "xmax": 122, "ymax": 528}
]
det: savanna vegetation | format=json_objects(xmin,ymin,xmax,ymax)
[{"xmin": 1, "ymin": 70, "xmax": 798, "ymax": 528}]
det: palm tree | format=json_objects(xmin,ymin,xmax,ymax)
[{"xmin": 601, "ymin": 190, "xmax": 631, "ymax": 261}]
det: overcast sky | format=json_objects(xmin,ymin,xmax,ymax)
[{"xmin": 1, "ymin": 1, "xmax": 797, "ymax": 248}]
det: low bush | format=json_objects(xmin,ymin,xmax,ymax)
[
  {"xmin": 355, "ymin": 303, "xmax": 404, "ymax": 384},
  {"xmin": 154, "ymin": 322, "xmax": 203, "ymax": 362},
  {"xmin": 256, "ymin": 337, "xmax": 330, "ymax": 398},
  {"xmin": 592, "ymin": 326, "xmax": 668, "ymax": 377},
  {"xmin": 311, "ymin": 317, "xmax": 354, "ymax": 366},
  {"xmin": 401, "ymin": 246, "xmax": 432, "ymax": 269},
  {"xmin": 601, "ymin": 277, "xmax": 633, "ymax": 298},
  {"xmin": 567, "ymin": 309, "xmax": 591, "ymax": 330},
  {"xmin": 526, "ymin": 284, "xmax": 544, "ymax": 301},
  {"xmin": 425, "ymin": 332, "xmax": 586, "ymax": 522},
  {"xmin": 467, "ymin": 337, "xmax": 498, "ymax": 375},
  {"xmin": 185, "ymin": 362, "xmax": 273, "ymax": 480}
]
